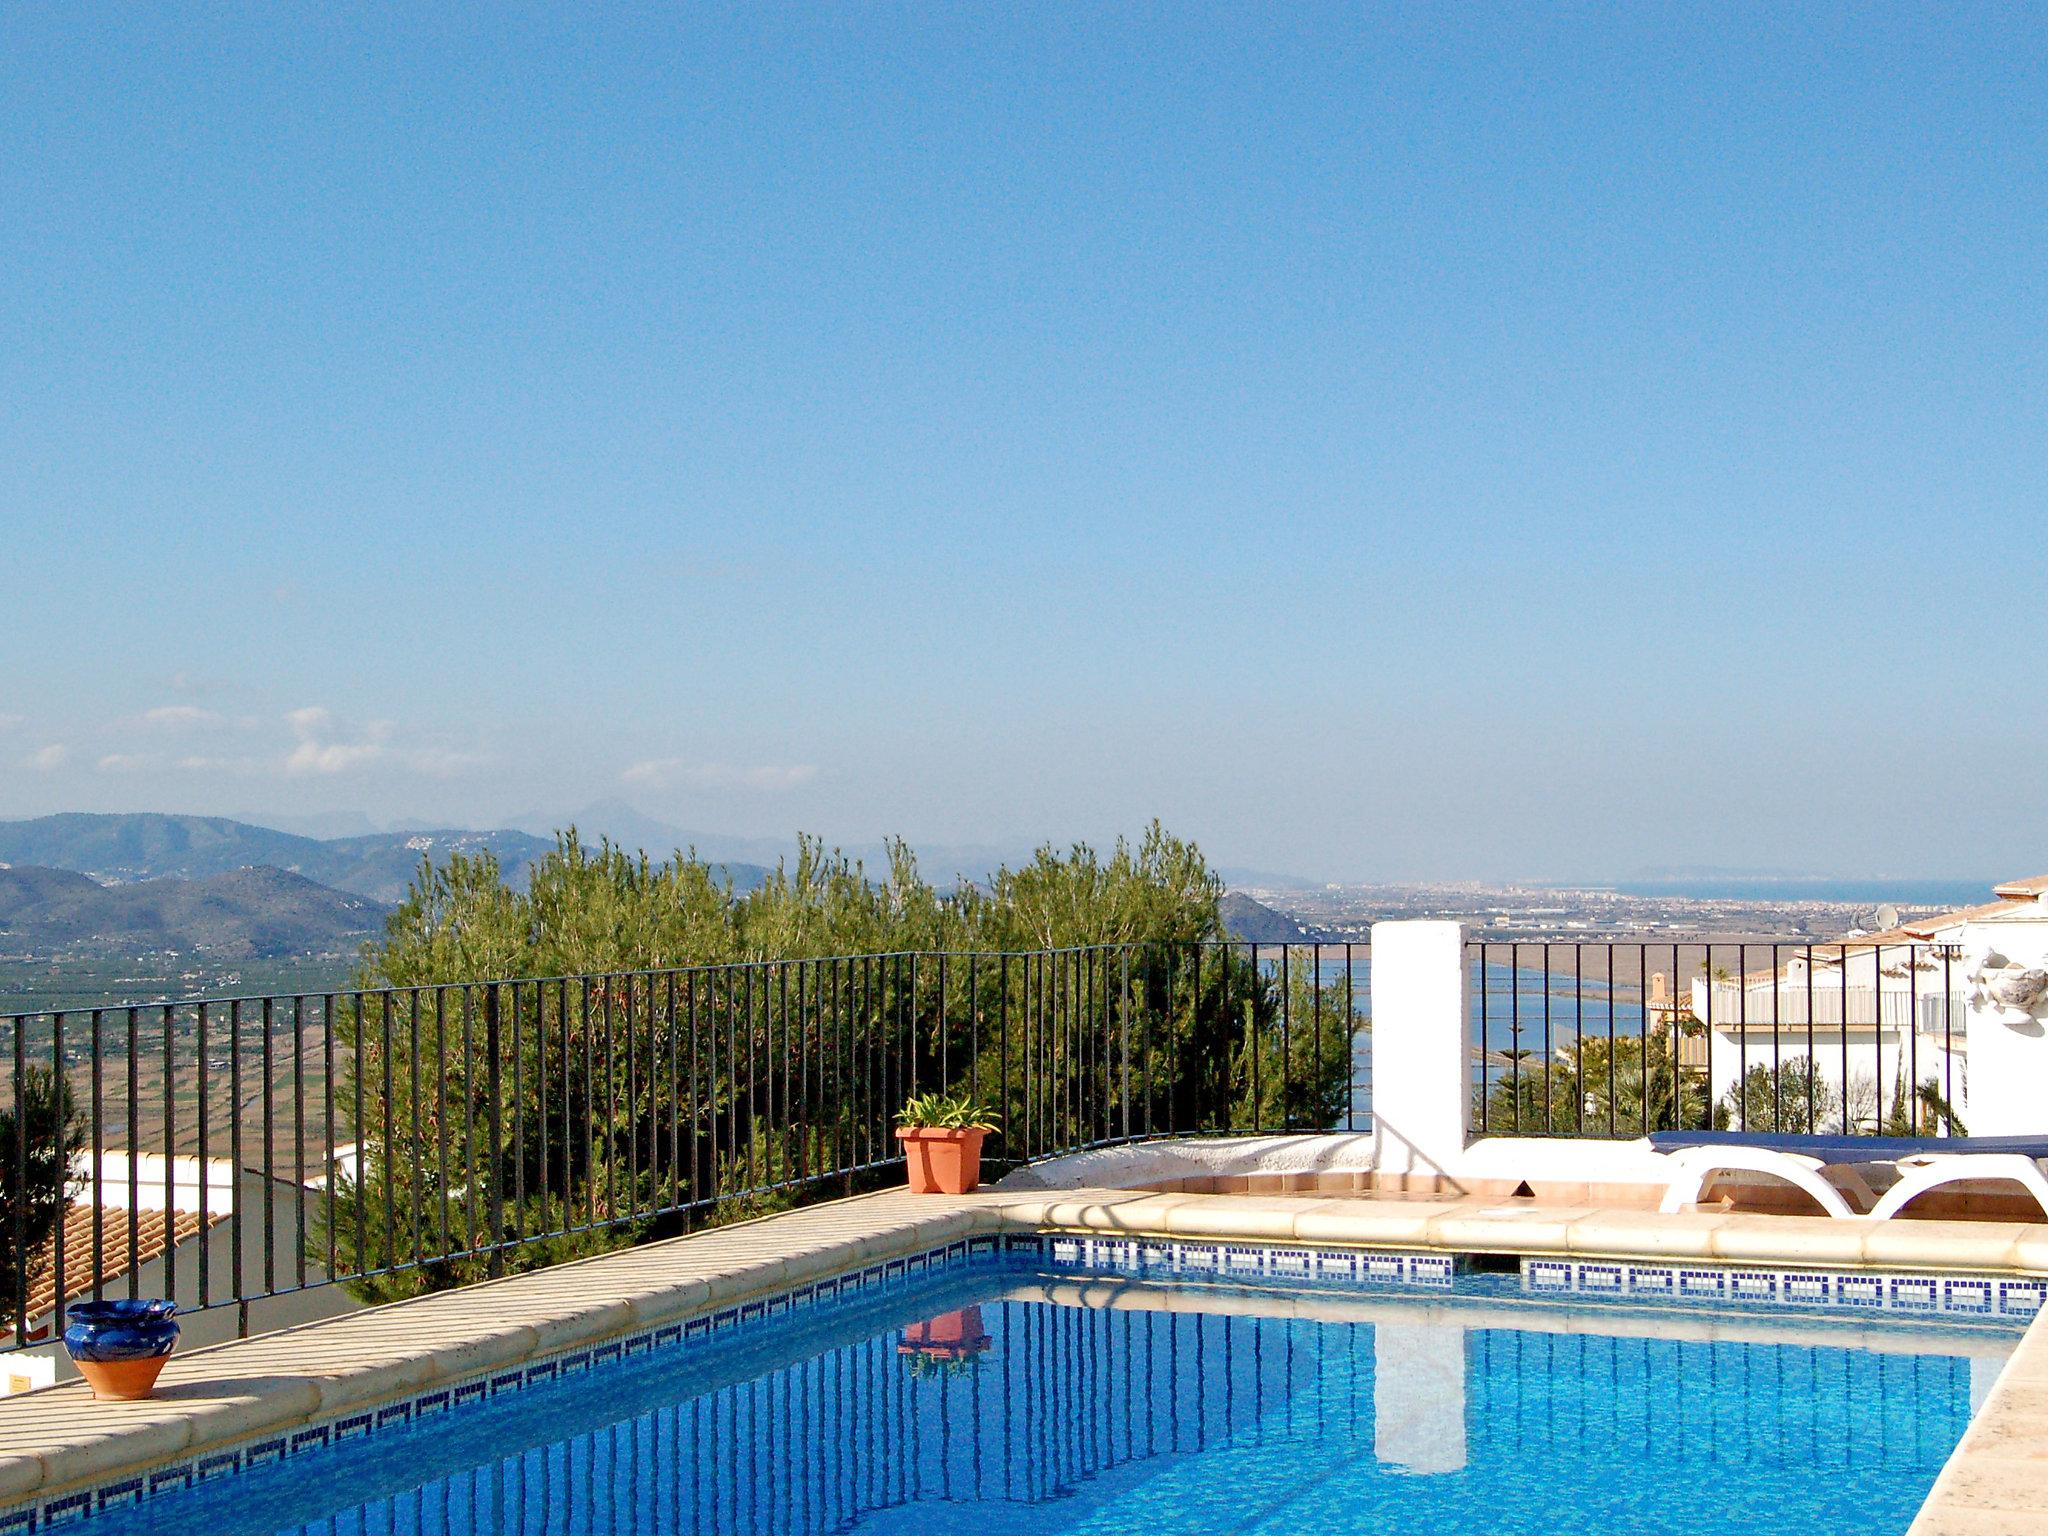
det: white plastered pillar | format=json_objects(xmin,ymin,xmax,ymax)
[{"xmin": 1369, "ymin": 920, "xmax": 1470, "ymax": 1180}]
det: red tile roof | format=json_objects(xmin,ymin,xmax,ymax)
[{"xmin": 12, "ymin": 1206, "xmax": 211, "ymax": 1335}]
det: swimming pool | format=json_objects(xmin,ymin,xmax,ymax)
[{"xmin": 40, "ymin": 1245, "xmax": 2022, "ymax": 1536}]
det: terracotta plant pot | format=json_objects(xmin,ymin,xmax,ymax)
[
  {"xmin": 63, "ymin": 1299, "xmax": 179, "ymax": 1401},
  {"xmin": 895, "ymin": 1125, "xmax": 987, "ymax": 1194}
]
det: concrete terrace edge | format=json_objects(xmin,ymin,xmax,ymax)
[
  {"xmin": 3, "ymin": 1186, "xmax": 2046, "ymax": 1518},
  {"xmin": 1908, "ymin": 1304, "xmax": 2048, "ymax": 1535}
]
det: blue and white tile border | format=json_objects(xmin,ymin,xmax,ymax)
[
  {"xmin": 1033, "ymin": 1233, "xmax": 1455, "ymax": 1288},
  {"xmin": 5, "ymin": 1229, "xmax": 2040, "ymax": 1532},
  {"xmin": 1519, "ymin": 1257, "xmax": 2047, "ymax": 1320}
]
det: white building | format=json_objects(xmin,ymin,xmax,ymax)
[{"xmin": 1653, "ymin": 876, "xmax": 2048, "ymax": 1133}]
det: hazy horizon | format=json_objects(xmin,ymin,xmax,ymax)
[
  {"xmin": 4, "ymin": 9, "xmax": 2042, "ymax": 884},
  {"xmin": 0, "ymin": 804, "xmax": 2012, "ymax": 899}
]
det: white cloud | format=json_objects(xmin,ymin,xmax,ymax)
[
  {"xmin": 142, "ymin": 704, "xmax": 223, "ymax": 729},
  {"xmin": 0, "ymin": 712, "xmax": 24, "ymax": 731},
  {"xmin": 25, "ymin": 743, "xmax": 68, "ymax": 771},
  {"xmin": 97, "ymin": 752, "xmax": 160, "ymax": 772},
  {"xmin": 284, "ymin": 705, "xmax": 384, "ymax": 775},
  {"xmin": 622, "ymin": 759, "xmax": 818, "ymax": 792},
  {"xmin": 286, "ymin": 738, "xmax": 385, "ymax": 775}
]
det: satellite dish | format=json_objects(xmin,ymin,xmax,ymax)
[{"xmin": 1874, "ymin": 903, "xmax": 1900, "ymax": 932}]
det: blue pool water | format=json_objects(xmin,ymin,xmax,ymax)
[{"xmin": 62, "ymin": 1258, "xmax": 2016, "ymax": 1536}]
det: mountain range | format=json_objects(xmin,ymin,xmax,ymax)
[
  {"xmin": 0, "ymin": 812, "xmax": 773, "ymax": 905},
  {"xmin": 0, "ymin": 863, "xmax": 386, "ymax": 960},
  {"xmin": 0, "ymin": 811, "xmax": 1314, "ymax": 962}
]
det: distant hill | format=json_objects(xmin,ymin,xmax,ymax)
[
  {"xmin": 1219, "ymin": 892, "xmax": 1313, "ymax": 944},
  {"xmin": 0, "ymin": 813, "xmax": 771, "ymax": 905},
  {"xmin": 0, "ymin": 864, "xmax": 387, "ymax": 960},
  {"xmin": 0, "ymin": 812, "xmax": 325, "ymax": 882}
]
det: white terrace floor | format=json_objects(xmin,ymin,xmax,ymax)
[{"xmin": 2, "ymin": 1186, "xmax": 2045, "ymax": 1533}]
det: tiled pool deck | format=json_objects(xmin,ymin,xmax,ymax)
[{"xmin": 4, "ymin": 1187, "xmax": 2047, "ymax": 1529}]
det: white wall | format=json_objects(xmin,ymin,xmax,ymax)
[
  {"xmin": 66, "ymin": 1152, "xmax": 239, "ymax": 1215},
  {"xmin": 1959, "ymin": 917, "xmax": 2048, "ymax": 1137}
]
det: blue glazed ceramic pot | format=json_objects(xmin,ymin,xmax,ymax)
[
  {"xmin": 63, "ymin": 1300, "xmax": 179, "ymax": 1399},
  {"xmin": 63, "ymin": 1298, "xmax": 179, "ymax": 1361}
]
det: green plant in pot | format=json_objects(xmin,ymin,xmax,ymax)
[{"xmin": 894, "ymin": 1092, "xmax": 1000, "ymax": 1195}]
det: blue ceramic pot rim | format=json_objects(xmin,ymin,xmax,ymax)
[{"xmin": 65, "ymin": 1299, "xmax": 178, "ymax": 1325}]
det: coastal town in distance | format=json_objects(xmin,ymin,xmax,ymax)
[{"xmin": 1241, "ymin": 879, "xmax": 1974, "ymax": 947}]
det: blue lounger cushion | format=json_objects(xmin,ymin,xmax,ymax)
[{"xmin": 1648, "ymin": 1130, "xmax": 2048, "ymax": 1162}]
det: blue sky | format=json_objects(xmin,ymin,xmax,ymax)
[{"xmin": 1, "ymin": 5, "xmax": 2042, "ymax": 882}]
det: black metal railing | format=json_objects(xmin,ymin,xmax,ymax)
[
  {"xmin": 2, "ymin": 940, "xmax": 1369, "ymax": 1348},
  {"xmin": 1469, "ymin": 940, "xmax": 1966, "ymax": 1140}
]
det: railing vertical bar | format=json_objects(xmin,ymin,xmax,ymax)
[
  {"xmin": 429, "ymin": 989, "xmax": 447, "ymax": 1254},
  {"xmin": 1508, "ymin": 943, "xmax": 1520, "ymax": 1133},
  {"xmin": 745, "ymin": 963, "xmax": 759, "ymax": 1195},
  {"xmin": 1310, "ymin": 943, "xmax": 1322, "ymax": 1135},
  {"xmin": 834, "ymin": 958, "xmax": 848, "ymax": 1186},
  {"xmin": 196, "ymin": 1000, "xmax": 211, "ymax": 1307},
  {"xmin": 580, "ymin": 978, "xmax": 595, "ymax": 1230},
  {"xmin": 1806, "ymin": 945, "xmax": 1817, "ymax": 1131},
  {"xmin": 89, "ymin": 1008, "xmax": 104, "ymax": 1303},
  {"xmin": 11, "ymin": 1015, "xmax": 27, "ymax": 1342},
  {"xmin": 1477, "ymin": 942, "xmax": 1489, "ymax": 1134},
  {"xmin": 1541, "ymin": 943, "xmax": 1552, "ymax": 1133},
  {"xmin": 1669, "ymin": 944, "xmax": 1681, "ymax": 1132},
  {"xmin": 1344, "ymin": 944, "xmax": 1355, "ymax": 1133},
  {"xmin": 260, "ymin": 995, "xmax": 275, "ymax": 1299},
  {"xmin": 1733, "ymin": 942, "xmax": 1746, "ymax": 1132},
  {"xmin": 50, "ymin": 1012, "xmax": 68, "ymax": 1330},
  {"xmin": 321, "ymin": 996, "xmax": 336, "ymax": 1282},
  {"xmin": 381, "ymin": 992, "xmax": 396, "ymax": 1274},
  {"xmin": 1119, "ymin": 946, "xmax": 1132, "ymax": 1142},
  {"xmin": 1840, "ymin": 945, "xmax": 1851, "ymax": 1136},
  {"xmin": 512, "ymin": 981, "xmax": 526, "ymax": 1241},
  {"xmin": 128, "ymin": 1005, "xmax": 142, "ymax": 1298},
  {"xmin": 665, "ymin": 972, "xmax": 679, "ymax": 1212},
  {"xmin": 709, "ymin": 968, "xmax": 725, "ymax": 1211},
  {"xmin": 1279, "ymin": 943, "xmax": 1292, "ymax": 1132},
  {"xmin": 1605, "ymin": 948, "xmax": 1617, "ymax": 1140},
  {"xmin": 687, "ymin": 969, "xmax": 701, "ymax": 1211},
  {"xmin": 532, "ymin": 983, "xmax": 548, "ymax": 1240},
  {"xmin": 485, "ymin": 983, "xmax": 503, "ymax": 1275},
  {"xmin": 599, "ymin": 978, "xmax": 614, "ymax": 1232},
  {"xmin": 350, "ymin": 993, "xmax": 364, "ymax": 1283},
  {"xmin": 1770, "ymin": 943, "xmax": 1783, "ymax": 1131},
  {"xmin": 1872, "ymin": 943, "xmax": 1885, "ymax": 1133},
  {"xmin": 621, "ymin": 973, "xmax": 637, "ymax": 1219},
  {"xmin": 291, "ymin": 996, "xmax": 306, "ymax": 1289},
  {"xmin": 407, "ymin": 992, "xmax": 422, "ymax": 1266},
  {"xmin": 1570, "ymin": 944, "xmax": 1582, "ymax": 1135},
  {"xmin": 1942, "ymin": 945, "xmax": 1956, "ymax": 1131},
  {"xmin": 1908, "ymin": 943, "xmax": 1921, "ymax": 1134}
]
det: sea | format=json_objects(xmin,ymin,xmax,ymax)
[{"xmin": 1606, "ymin": 879, "xmax": 1994, "ymax": 907}]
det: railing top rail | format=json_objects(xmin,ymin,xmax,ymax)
[{"xmin": 0, "ymin": 937, "xmax": 1377, "ymax": 1024}]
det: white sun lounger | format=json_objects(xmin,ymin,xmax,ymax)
[
  {"xmin": 1656, "ymin": 1145, "xmax": 1879, "ymax": 1218},
  {"xmin": 1652, "ymin": 1133, "xmax": 2048, "ymax": 1220},
  {"xmin": 1866, "ymin": 1153, "xmax": 2048, "ymax": 1220}
]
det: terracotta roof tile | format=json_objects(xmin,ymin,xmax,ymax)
[{"xmin": 14, "ymin": 1206, "xmax": 210, "ymax": 1333}]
